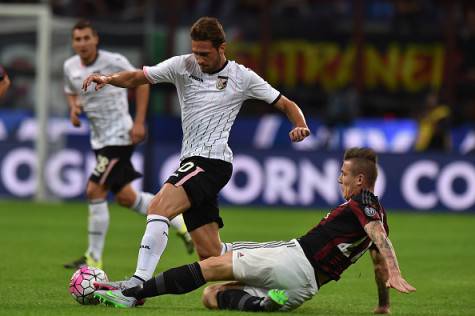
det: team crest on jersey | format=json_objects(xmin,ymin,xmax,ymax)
[
  {"xmin": 216, "ymin": 76, "xmax": 228, "ymax": 90},
  {"xmin": 364, "ymin": 206, "xmax": 377, "ymax": 217}
]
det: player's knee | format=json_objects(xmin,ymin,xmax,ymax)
[
  {"xmin": 86, "ymin": 183, "xmax": 104, "ymax": 200},
  {"xmin": 115, "ymin": 192, "xmax": 135, "ymax": 208},
  {"xmin": 202, "ymin": 285, "xmax": 220, "ymax": 309},
  {"xmin": 196, "ymin": 245, "xmax": 221, "ymax": 260},
  {"xmin": 146, "ymin": 193, "xmax": 178, "ymax": 218},
  {"xmin": 146, "ymin": 194, "xmax": 167, "ymax": 216}
]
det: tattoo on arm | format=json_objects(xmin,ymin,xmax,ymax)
[{"xmin": 365, "ymin": 221, "xmax": 401, "ymax": 274}]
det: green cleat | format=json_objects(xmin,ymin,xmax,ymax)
[
  {"xmin": 94, "ymin": 290, "xmax": 138, "ymax": 308},
  {"xmin": 261, "ymin": 289, "xmax": 288, "ymax": 311}
]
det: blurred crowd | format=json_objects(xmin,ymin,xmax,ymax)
[{"xmin": 0, "ymin": 0, "xmax": 474, "ymax": 152}]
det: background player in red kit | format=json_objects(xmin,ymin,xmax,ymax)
[{"xmin": 95, "ymin": 147, "xmax": 415, "ymax": 313}]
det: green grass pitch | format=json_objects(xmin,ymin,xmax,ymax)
[{"xmin": 0, "ymin": 200, "xmax": 474, "ymax": 315}]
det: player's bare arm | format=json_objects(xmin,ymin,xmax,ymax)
[
  {"xmin": 130, "ymin": 83, "xmax": 150, "ymax": 144},
  {"xmin": 273, "ymin": 95, "xmax": 310, "ymax": 142},
  {"xmin": 66, "ymin": 94, "xmax": 82, "ymax": 127},
  {"xmin": 370, "ymin": 248, "xmax": 391, "ymax": 314},
  {"xmin": 82, "ymin": 69, "xmax": 148, "ymax": 91},
  {"xmin": 364, "ymin": 221, "xmax": 416, "ymax": 294}
]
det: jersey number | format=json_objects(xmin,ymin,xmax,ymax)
[
  {"xmin": 94, "ymin": 155, "xmax": 110, "ymax": 175},
  {"xmin": 178, "ymin": 161, "xmax": 195, "ymax": 173}
]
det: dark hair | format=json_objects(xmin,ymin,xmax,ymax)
[
  {"xmin": 71, "ymin": 19, "xmax": 98, "ymax": 37},
  {"xmin": 343, "ymin": 147, "xmax": 378, "ymax": 187},
  {"xmin": 190, "ymin": 17, "xmax": 225, "ymax": 48}
]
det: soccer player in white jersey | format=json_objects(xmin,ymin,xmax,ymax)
[
  {"xmin": 82, "ymin": 17, "xmax": 311, "ymax": 289},
  {"xmin": 63, "ymin": 20, "xmax": 193, "ymax": 270}
]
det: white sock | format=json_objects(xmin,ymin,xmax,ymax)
[
  {"xmin": 134, "ymin": 214, "xmax": 169, "ymax": 281},
  {"xmin": 86, "ymin": 200, "xmax": 109, "ymax": 261},
  {"xmin": 170, "ymin": 214, "xmax": 188, "ymax": 235},
  {"xmin": 131, "ymin": 192, "xmax": 154, "ymax": 215},
  {"xmin": 132, "ymin": 192, "xmax": 188, "ymax": 236},
  {"xmin": 220, "ymin": 242, "xmax": 233, "ymax": 255}
]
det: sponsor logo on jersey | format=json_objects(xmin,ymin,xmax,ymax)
[
  {"xmin": 189, "ymin": 74, "xmax": 203, "ymax": 82},
  {"xmin": 364, "ymin": 206, "xmax": 377, "ymax": 217},
  {"xmin": 216, "ymin": 76, "xmax": 228, "ymax": 90}
]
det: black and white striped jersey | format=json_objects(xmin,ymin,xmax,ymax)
[
  {"xmin": 64, "ymin": 50, "xmax": 136, "ymax": 149},
  {"xmin": 143, "ymin": 54, "xmax": 281, "ymax": 162}
]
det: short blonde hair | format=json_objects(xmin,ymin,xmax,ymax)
[{"xmin": 343, "ymin": 147, "xmax": 378, "ymax": 187}]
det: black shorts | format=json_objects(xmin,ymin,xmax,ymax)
[
  {"xmin": 166, "ymin": 156, "xmax": 233, "ymax": 232},
  {"xmin": 89, "ymin": 145, "xmax": 142, "ymax": 194}
]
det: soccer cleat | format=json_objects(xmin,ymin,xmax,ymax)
[
  {"xmin": 64, "ymin": 253, "xmax": 103, "ymax": 269},
  {"xmin": 177, "ymin": 231, "xmax": 194, "ymax": 254},
  {"xmin": 94, "ymin": 290, "xmax": 137, "ymax": 308},
  {"xmin": 94, "ymin": 276, "xmax": 143, "ymax": 291},
  {"xmin": 261, "ymin": 289, "xmax": 288, "ymax": 311},
  {"xmin": 64, "ymin": 256, "xmax": 86, "ymax": 269}
]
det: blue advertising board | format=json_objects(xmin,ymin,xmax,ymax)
[
  {"xmin": 0, "ymin": 142, "xmax": 473, "ymax": 211},
  {"xmin": 149, "ymin": 145, "xmax": 475, "ymax": 212}
]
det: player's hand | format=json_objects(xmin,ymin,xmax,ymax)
[
  {"xmin": 82, "ymin": 74, "xmax": 110, "ymax": 92},
  {"xmin": 130, "ymin": 122, "xmax": 146, "ymax": 144},
  {"xmin": 289, "ymin": 127, "xmax": 310, "ymax": 142},
  {"xmin": 70, "ymin": 105, "xmax": 82, "ymax": 127},
  {"xmin": 386, "ymin": 275, "xmax": 416, "ymax": 293},
  {"xmin": 373, "ymin": 305, "xmax": 391, "ymax": 314}
]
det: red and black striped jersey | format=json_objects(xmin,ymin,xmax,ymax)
[{"xmin": 298, "ymin": 191, "xmax": 388, "ymax": 282}]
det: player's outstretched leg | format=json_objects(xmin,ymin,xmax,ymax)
[{"xmin": 95, "ymin": 261, "xmax": 207, "ymax": 308}]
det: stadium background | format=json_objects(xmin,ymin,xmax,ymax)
[{"xmin": 0, "ymin": 1, "xmax": 474, "ymax": 315}]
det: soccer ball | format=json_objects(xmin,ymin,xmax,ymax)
[{"xmin": 68, "ymin": 266, "xmax": 108, "ymax": 305}]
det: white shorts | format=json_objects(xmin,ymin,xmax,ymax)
[{"xmin": 232, "ymin": 239, "xmax": 318, "ymax": 311}]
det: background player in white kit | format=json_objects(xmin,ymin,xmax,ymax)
[
  {"xmin": 82, "ymin": 17, "xmax": 311, "ymax": 288},
  {"xmin": 63, "ymin": 20, "xmax": 193, "ymax": 270}
]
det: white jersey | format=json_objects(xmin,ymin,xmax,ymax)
[
  {"xmin": 143, "ymin": 54, "xmax": 280, "ymax": 163},
  {"xmin": 64, "ymin": 49, "xmax": 136, "ymax": 149}
]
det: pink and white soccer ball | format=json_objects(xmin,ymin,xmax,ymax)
[{"xmin": 68, "ymin": 266, "xmax": 108, "ymax": 305}]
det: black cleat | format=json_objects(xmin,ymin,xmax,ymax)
[{"xmin": 63, "ymin": 256, "xmax": 87, "ymax": 269}]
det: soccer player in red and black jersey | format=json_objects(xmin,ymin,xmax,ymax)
[{"xmin": 94, "ymin": 147, "xmax": 415, "ymax": 313}]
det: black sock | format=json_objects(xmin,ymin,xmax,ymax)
[
  {"xmin": 216, "ymin": 289, "xmax": 265, "ymax": 312},
  {"xmin": 123, "ymin": 262, "xmax": 206, "ymax": 299}
]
